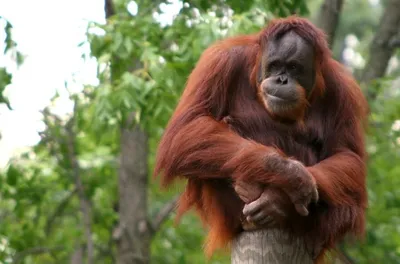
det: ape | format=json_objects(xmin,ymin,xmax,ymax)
[{"xmin": 154, "ymin": 16, "xmax": 368, "ymax": 262}]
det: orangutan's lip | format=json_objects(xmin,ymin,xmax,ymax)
[{"xmin": 267, "ymin": 94, "xmax": 297, "ymax": 103}]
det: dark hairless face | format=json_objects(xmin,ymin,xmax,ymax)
[{"xmin": 258, "ymin": 31, "xmax": 316, "ymax": 120}]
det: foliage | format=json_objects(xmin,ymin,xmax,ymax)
[
  {"xmin": 0, "ymin": 68, "xmax": 12, "ymax": 109},
  {"xmin": 0, "ymin": 17, "xmax": 23, "ymax": 109},
  {"xmin": 0, "ymin": 0, "xmax": 400, "ymax": 263},
  {"xmin": 348, "ymin": 78, "xmax": 400, "ymax": 262}
]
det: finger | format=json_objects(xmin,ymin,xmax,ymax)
[
  {"xmin": 269, "ymin": 205, "xmax": 287, "ymax": 218},
  {"xmin": 251, "ymin": 213, "xmax": 274, "ymax": 226},
  {"xmin": 243, "ymin": 199, "xmax": 263, "ymax": 216},
  {"xmin": 295, "ymin": 203, "xmax": 309, "ymax": 216},
  {"xmin": 281, "ymin": 186, "xmax": 297, "ymax": 202},
  {"xmin": 234, "ymin": 183, "xmax": 246, "ymax": 193},
  {"xmin": 234, "ymin": 186, "xmax": 246, "ymax": 197},
  {"xmin": 312, "ymin": 187, "xmax": 319, "ymax": 203},
  {"xmin": 222, "ymin": 115, "xmax": 233, "ymax": 124},
  {"xmin": 234, "ymin": 181, "xmax": 246, "ymax": 189},
  {"xmin": 258, "ymin": 215, "xmax": 274, "ymax": 226},
  {"xmin": 282, "ymin": 186, "xmax": 310, "ymax": 212},
  {"xmin": 234, "ymin": 185, "xmax": 250, "ymax": 201},
  {"xmin": 247, "ymin": 210, "xmax": 267, "ymax": 222}
]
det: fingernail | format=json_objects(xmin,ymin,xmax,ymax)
[{"xmin": 295, "ymin": 204, "xmax": 309, "ymax": 216}]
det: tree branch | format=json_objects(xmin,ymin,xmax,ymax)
[
  {"xmin": 65, "ymin": 101, "xmax": 94, "ymax": 264},
  {"xmin": 45, "ymin": 188, "xmax": 77, "ymax": 235},
  {"xmin": 360, "ymin": 0, "xmax": 400, "ymax": 101},
  {"xmin": 70, "ymin": 245, "xmax": 84, "ymax": 264},
  {"xmin": 40, "ymin": 107, "xmax": 94, "ymax": 263},
  {"xmin": 12, "ymin": 246, "xmax": 64, "ymax": 263},
  {"xmin": 150, "ymin": 195, "xmax": 179, "ymax": 238},
  {"xmin": 316, "ymin": 0, "xmax": 344, "ymax": 48}
]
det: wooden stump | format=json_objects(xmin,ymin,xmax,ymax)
[{"xmin": 231, "ymin": 229, "xmax": 313, "ymax": 264}]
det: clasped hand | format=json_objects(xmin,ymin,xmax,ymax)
[{"xmin": 234, "ymin": 158, "xmax": 318, "ymax": 230}]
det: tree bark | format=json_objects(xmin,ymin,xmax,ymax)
[
  {"xmin": 104, "ymin": 0, "xmax": 115, "ymax": 18},
  {"xmin": 231, "ymin": 229, "xmax": 313, "ymax": 264},
  {"xmin": 316, "ymin": 0, "xmax": 344, "ymax": 48},
  {"xmin": 104, "ymin": 2, "xmax": 178, "ymax": 263},
  {"xmin": 360, "ymin": 0, "xmax": 400, "ymax": 100},
  {"xmin": 70, "ymin": 246, "xmax": 84, "ymax": 264},
  {"xmin": 114, "ymin": 124, "xmax": 150, "ymax": 264},
  {"xmin": 104, "ymin": 2, "xmax": 151, "ymax": 263}
]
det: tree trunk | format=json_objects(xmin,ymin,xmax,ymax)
[
  {"xmin": 316, "ymin": 0, "xmax": 344, "ymax": 48},
  {"xmin": 231, "ymin": 229, "xmax": 313, "ymax": 264},
  {"xmin": 104, "ymin": 2, "xmax": 177, "ymax": 263},
  {"xmin": 103, "ymin": 1, "xmax": 151, "ymax": 261},
  {"xmin": 70, "ymin": 246, "xmax": 84, "ymax": 264},
  {"xmin": 360, "ymin": 0, "xmax": 400, "ymax": 100},
  {"xmin": 114, "ymin": 124, "xmax": 150, "ymax": 264}
]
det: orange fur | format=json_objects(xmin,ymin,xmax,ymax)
[{"xmin": 154, "ymin": 16, "xmax": 368, "ymax": 263}]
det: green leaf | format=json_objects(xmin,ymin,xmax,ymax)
[
  {"xmin": 0, "ymin": 68, "xmax": 12, "ymax": 109},
  {"xmin": 6, "ymin": 165, "xmax": 19, "ymax": 186}
]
